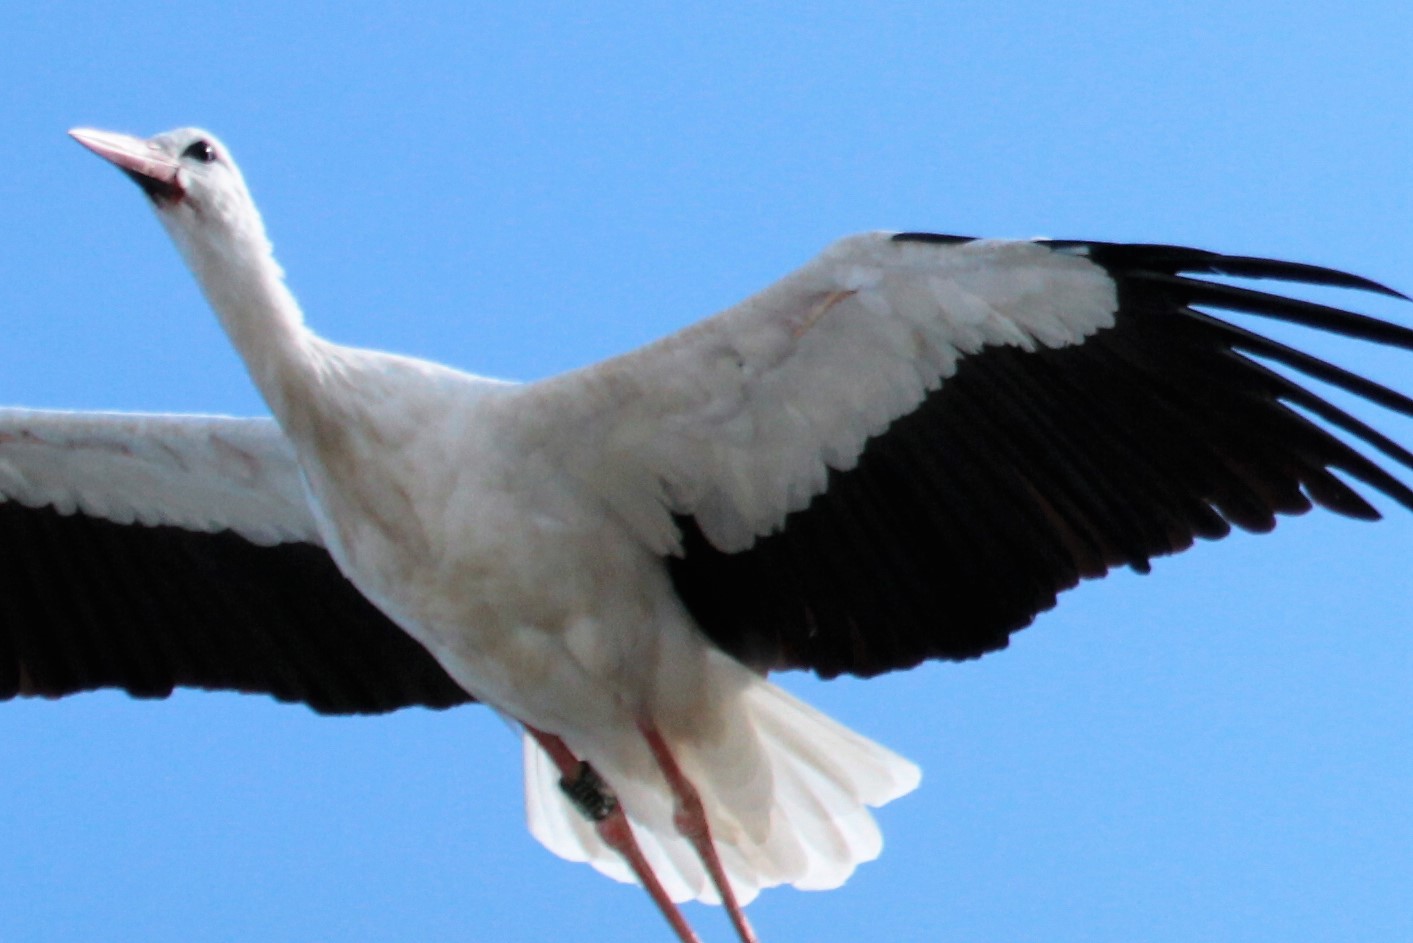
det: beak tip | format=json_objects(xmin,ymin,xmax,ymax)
[
  {"xmin": 68, "ymin": 128, "xmax": 114, "ymax": 158},
  {"xmin": 68, "ymin": 127, "xmax": 185, "ymax": 203}
]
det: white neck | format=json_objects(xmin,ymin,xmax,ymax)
[{"xmin": 165, "ymin": 209, "xmax": 324, "ymax": 426}]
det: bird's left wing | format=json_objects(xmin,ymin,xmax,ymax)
[
  {"xmin": 0, "ymin": 410, "xmax": 470, "ymax": 713},
  {"xmin": 512, "ymin": 231, "xmax": 1413, "ymax": 677}
]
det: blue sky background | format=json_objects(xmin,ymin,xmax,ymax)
[{"xmin": 1, "ymin": 4, "xmax": 1409, "ymax": 942}]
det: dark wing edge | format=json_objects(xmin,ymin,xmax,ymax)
[
  {"xmin": 669, "ymin": 234, "xmax": 1413, "ymax": 678},
  {"xmin": 0, "ymin": 502, "xmax": 473, "ymax": 715}
]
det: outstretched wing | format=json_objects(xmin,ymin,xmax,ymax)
[
  {"xmin": 0, "ymin": 410, "xmax": 470, "ymax": 713},
  {"xmin": 516, "ymin": 232, "xmax": 1413, "ymax": 676}
]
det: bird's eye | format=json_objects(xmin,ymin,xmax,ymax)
[{"xmin": 182, "ymin": 140, "xmax": 217, "ymax": 164}]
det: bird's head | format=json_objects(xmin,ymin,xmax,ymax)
[
  {"xmin": 69, "ymin": 127, "xmax": 249, "ymax": 214},
  {"xmin": 68, "ymin": 126, "xmax": 275, "ymax": 276}
]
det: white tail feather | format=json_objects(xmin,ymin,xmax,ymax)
[{"xmin": 523, "ymin": 666, "xmax": 920, "ymax": 905}]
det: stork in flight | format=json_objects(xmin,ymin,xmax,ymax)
[{"xmin": 3, "ymin": 126, "xmax": 1409, "ymax": 943}]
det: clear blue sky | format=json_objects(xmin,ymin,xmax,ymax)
[{"xmin": 1, "ymin": 4, "xmax": 1409, "ymax": 942}]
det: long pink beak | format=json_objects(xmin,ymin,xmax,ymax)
[{"xmin": 69, "ymin": 128, "xmax": 183, "ymax": 202}]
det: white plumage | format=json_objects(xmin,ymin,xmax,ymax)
[
  {"xmin": 0, "ymin": 411, "xmax": 311, "ymax": 543},
  {"xmin": 3, "ymin": 126, "xmax": 1410, "ymax": 942}
]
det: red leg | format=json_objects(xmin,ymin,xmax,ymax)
[
  {"xmin": 524, "ymin": 726, "xmax": 704, "ymax": 943},
  {"xmin": 639, "ymin": 723, "xmax": 760, "ymax": 943}
]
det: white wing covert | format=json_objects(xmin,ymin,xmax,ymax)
[{"xmin": 0, "ymin": 410, "xmax": 315, "ymax": 543}]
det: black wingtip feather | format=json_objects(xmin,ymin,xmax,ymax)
[
  {"xmin": 1132, "ymin": 273, "xmax": 1413, "ymax": 350},
  {"xmin": 1201, "ymin": 255, "xmax": 1408, "ymax": 301},
  {"xmin": 891, "ymin": 232, "xmax": 977, "ymax": 245}
]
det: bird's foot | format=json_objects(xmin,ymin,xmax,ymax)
[
  {"xmin": 640, "ymin": 722, "xmax": 761, "ymax": 943},
  {"xmin": 525, "ymin": 725, "xmax": 705, "ymax": 943}
]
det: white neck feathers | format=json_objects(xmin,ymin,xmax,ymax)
[{"xmin": 162, "ymin": 203, "xmax": 323, "ymax": 423}]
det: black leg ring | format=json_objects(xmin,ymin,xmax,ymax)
[{"xmin": 559, "ymin": 761, "xmax": 618, "ymax": 822}]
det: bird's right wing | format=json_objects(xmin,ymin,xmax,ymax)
[
  {"xmin": 511, "ymin": 233, "xmax": 1413, "ymax": 677},
  {"xmin": 0, "ymin": 410, "xmax": 471, "ymax": 714}
]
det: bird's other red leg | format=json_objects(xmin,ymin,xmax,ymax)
[
  {"xmin": 523, "ymin": 725, "xmax": 703, "ymax": 943},
  {"xmin": 639, "ymin": 722, "xmax": 761, "ymax": 943}
]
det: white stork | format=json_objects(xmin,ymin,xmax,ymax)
[{"xmin": 3, "ymin": 126, "xmax": 1409, "ymax": 943}]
